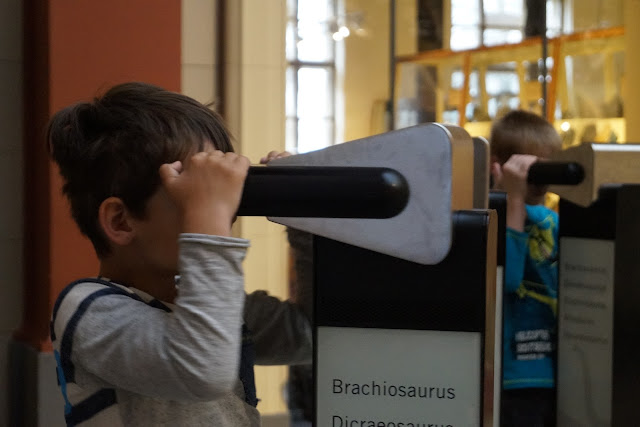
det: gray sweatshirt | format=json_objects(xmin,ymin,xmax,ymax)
[{"xmin": 50, "ymin": 233, "xmax": 312, "ymax": 426}]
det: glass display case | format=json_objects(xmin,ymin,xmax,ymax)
[
  {"xmin": 394, "ymin": 50, "xmax": 466, "ymax": 129},
  {"xmin": 550, "ymin": 27, "xmax": 625, "ymax": 147},
  {"xmin": 394, "ymin": 27, "xmax": 626, "ymax": 148}
]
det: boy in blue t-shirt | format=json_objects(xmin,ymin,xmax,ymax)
[{"xmin": 489, "ymin": 110, "xmax": 562, "ymax": 427}]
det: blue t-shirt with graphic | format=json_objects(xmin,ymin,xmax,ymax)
[{"xmin": 503, "ymin": 204, "xmax": 558, "ymax": 390}]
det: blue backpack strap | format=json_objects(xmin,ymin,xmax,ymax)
[
  {"xmin": 64, "ymin": 388, "xmax": 117, "ymax": 426},
  {"xmin": 50, "ymin": 278, "xmax": 138, "ymax": 425},
  {"xmin": 58, "ymin": 284, "xmax": 146, "ymax": 383}
]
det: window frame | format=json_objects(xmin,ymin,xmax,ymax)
[{"xmin": 286, "ymin": 0, "xmax": 338, "ymax": 153}]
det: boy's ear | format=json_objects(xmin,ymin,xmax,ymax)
[
  {"xmin": 489, "ymin": 158, "xmax": 502, "ymax": 190},
  {"xmin": 98, "ymin": 197, "xmax": 135, "ymax": 247}
]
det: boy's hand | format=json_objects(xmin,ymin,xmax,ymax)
[
  {"xmin": 491, "ymin": 154, "xmax": 538, "ymax": 201},
  {"xmin": 492, "ymin": 154, "xmax": 538, "ymax": 232},
  {"xmin": 260, "ymin": 150, "xmax": 292, "ymax": 164},
  {"xmin": 159, "ymin": 151, "xmax": 250, "ymax": 236}
]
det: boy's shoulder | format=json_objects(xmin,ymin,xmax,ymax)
[
  {"xmin": 525, "ymin": 204, "xmax": 558, "ymax": 230},
  {"xmin": 51, "ymin": 278, "xmax": 156, "ymax": 336},
  {"xmin": 53, "ymin": 277, "xmax": 171, "ymax": 316},
  {"xmin": 53, "ymin": 278, "xmax": 137, "ymax": 312}
]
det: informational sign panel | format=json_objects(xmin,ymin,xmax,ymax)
[
  {"xmin": 489, "ymin": 191, "xmax": 506, "ymax": 427},
  {"xmin": 316, "ymin": 326, "xmax": 481, "ymax": 427},
  {"xmin": 557, "ymin": 237, "xmax": 615, "ymax": 426},
  {"xmin": 313, "ymin": 210, "xmax": 496, "ymax": 427},
  {"xmin": 493, "ymin": 266, "xmax": 503, "ymax": 427}
]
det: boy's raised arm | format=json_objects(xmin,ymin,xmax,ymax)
[{"xmin": 54, "ymin": 234, "xmax": 249, "ymax": 401}]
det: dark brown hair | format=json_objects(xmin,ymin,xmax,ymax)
[
  {"xmin": 47, "ymin": 82, "xmax": 233, "ymax": 257},
  {"xmin": 490, "ymin": 110, "xmax": 561, "ymax": 164}
]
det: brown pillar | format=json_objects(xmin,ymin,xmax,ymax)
[
  {"xmin": 13, "ymin": 1, "xmax": 180, "ymax": 424},
  {"xmin": 18, "ymin": 0, "xmax": 181, "ymax": 352}
]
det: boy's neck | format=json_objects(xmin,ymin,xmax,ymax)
[{"xmin": 99, "ymin": 258, "xmax": 177, "ymax": 303}]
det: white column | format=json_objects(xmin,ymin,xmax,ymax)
[{"xmin": 224, "ymin": 0, "xmax": 290, "ymax": 417}]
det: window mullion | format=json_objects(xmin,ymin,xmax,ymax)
[{"xmin": 286, "ymin": 0, "xmax": 337, "ymax": 153}]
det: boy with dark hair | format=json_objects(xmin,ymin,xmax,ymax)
[
  {"xmin": 48, "ymin": 82, "xmax": 311, "ymax": 425},
  {"xmin": 489, "ymin": 110, "xmax": 562, "ymax": 426}
]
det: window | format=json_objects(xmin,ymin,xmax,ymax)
[
  {"xmin": 449, "ymin": 0, "xmax": 564, "ymax": 121},
  {"xmin": 450, "ymin": 0, "xmax": 564, "ymax": 51},
  {"xmin": 286, "ymin": 0, "xmax": 338, "ymax": 154}
]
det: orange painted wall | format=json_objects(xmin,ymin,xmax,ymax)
[{"xmin": 18, "ymin": 0, "xmax": 181, "ymax": 351}]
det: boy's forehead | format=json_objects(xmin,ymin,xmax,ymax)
[
  {"xmin": 200, "ymin": 140, "xmax": 216, "ymax": 153},
  {"xmin": 188, "ymin": 139, "xmax": 215, "ymax": 154},
  {"xmin": 181, "ymin": 140, "xmax": 216, "ymax": 164},
  {"xmin": 522, "ymin": 142, "xmax": 558, "ymax": 159}
]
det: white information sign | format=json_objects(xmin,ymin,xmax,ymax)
[
  {"xmin": 316, "ymin": 326, "xmax": 482, "ymax": 427},
  {"xmin": 557, "ymin": 237, "xmax": 615, "ymax": 426},
  {"xmin": 493, "ymin": 266, "xmax": 503, "ymax": 427}
]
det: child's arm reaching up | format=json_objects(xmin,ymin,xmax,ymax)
[
  {"xmin": 491, "ymin": 154, "xmax": 538, "ymax": 293},
  {"xmin": 491, "ymin": 154, "xmax": 538, "ymax": 232}
]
